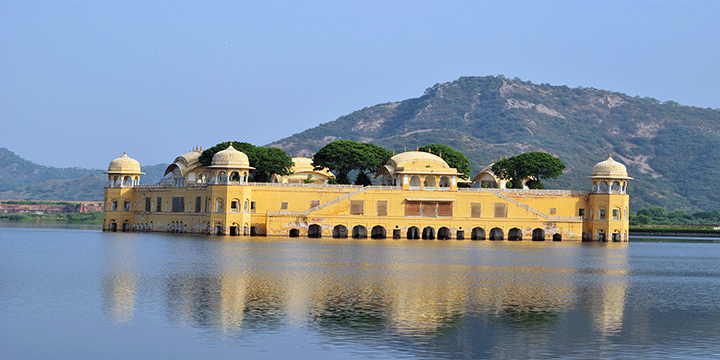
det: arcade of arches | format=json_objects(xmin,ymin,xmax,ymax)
[{"xmin": 284, "ymin": 224, "xmax": 565, "ymax": 241}]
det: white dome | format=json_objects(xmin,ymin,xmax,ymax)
[
  {"xmin": 106, "ymin": 152, "xmax": 143, "ymax": 174},
  {"xmin": 211, "ymin": 145, "xmax": 251, "ymax": 168},
  {"xmin": 591, "ymin": 155, "xmax": 631, "ymax": 179}
]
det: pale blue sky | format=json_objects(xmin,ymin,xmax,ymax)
[{"xmin": 2, "ymin": 1, "xmax": 719, "ymax": 169}]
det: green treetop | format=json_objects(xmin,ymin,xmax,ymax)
[
  {"xmin": 491, "ymin": 151, "xmax": 566, "ymax": 189},
  {"xmin": 312, "ymin": 140, "xmax": 392, "ymax": 185}
]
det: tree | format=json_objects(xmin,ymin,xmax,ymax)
[
  {"xmin": 312, "ymin": 140, "xmax": 392, "ymax": 185},
  {"xmin": 418, "ymin": 144, "xmax": 472, "ymax": 180},
  {"xmin": 251, "ymin": 146, "xmax": 294, "ymax": 182},
  {"xmin": 491, "ymin": 152, "xmax": 566, "ymax": 189},
  {"xmin": 199, "ymin": 141, "xmax": 293, "ymax": 182}
]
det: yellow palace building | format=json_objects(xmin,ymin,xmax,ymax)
[{"xmin": 103, "ymin": 146, "xmax": 632, "ymax": 242}]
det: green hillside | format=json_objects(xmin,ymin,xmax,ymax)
[
  {"xmin": 0, "ymin": 148, "xmax": 168, "ymax": 201},
  {"xmin": 269, "ymin": 76, "xmax": 720, "ymax": 211}
]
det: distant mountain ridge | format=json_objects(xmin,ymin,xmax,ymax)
[
  {"xmin": 0, "ymin": 148, "xmax": 168, "ymax": 201},
  {"xmin": 269, "ymin": 76, "xmax": 720, "ymax": 211}
]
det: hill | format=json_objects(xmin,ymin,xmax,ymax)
[
  {"xmin": 0, "ymin": 148, "xmax": 168, "ymax": 201},
  {"xmin": 0, "ymin": 148, "xmax": 101, "ymax": 191},
  {"xmin": 269, "ymin": 76, "xmax": 720, "ymax": 212}
]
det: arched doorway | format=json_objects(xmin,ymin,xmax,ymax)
[
  {"xmin": 489, "ymin": 227, "xmax": 504, "ymax": 241},
  {"xmin": 532, "ymin": 228, "xmax": 545, "ymax": 241},
  {"xmin": 289, "ymin": 228, "xmax": 300, "ymax": 237},
  {"xmin": 553, "ymin": 233, "xmax": 562, "ymax": 241},
  {"xmin": 371, "ymin": 226, "xmax": 386, "ymax": 239},
  {"xmin": 508, "ymin": 228, "xmax": 522, "ymax": 241},
  {"xmin": 471, "ymin": 227, "xmax": 485, "ymax": 240},
  {"xmin": 407, "ymin": 226, "xmax": 420, "ymax": 240},
  {"xmin": 333, "ymin": 225, "xmax": 348, "ymax": 238},
  {"xmin": 438, "ymin": 227, "xmax": 451, "ymax": 240},
  {"xmin": 422, "ymin": 227, "xmax": 435, "ymax": 240},
  {"xmin": 308, "ymin": 224, "xmax": 322, "ymax": 238},
  {"xmin": 352, "ymin": 225, "xmax": 367, "ymax": 239}
]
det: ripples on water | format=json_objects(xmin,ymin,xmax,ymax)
[{"xmin": 1, "ymin": 226, "xmax": 719, "ymax": 359}]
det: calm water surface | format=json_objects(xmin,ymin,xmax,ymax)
[{"xmin": 1, "ymin": 226, "xmax": 719, "ymax": 359}]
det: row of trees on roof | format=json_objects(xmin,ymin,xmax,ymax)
[{"xmin": 199, "ymin": 140, "xmax": 565, "ymax": 187}]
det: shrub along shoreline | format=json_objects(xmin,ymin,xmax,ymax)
[{"xmin": 0, "ymin": 211, "xmax": 103, "ymax": 225}]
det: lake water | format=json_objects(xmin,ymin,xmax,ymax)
[{"xmin": 1, "ymin": 226, "xmax": 719, "ymax": 359}]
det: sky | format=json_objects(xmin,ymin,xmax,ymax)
[{"xmin": 2, "ymin": 1, "xmax": 719, "ymax": 169}]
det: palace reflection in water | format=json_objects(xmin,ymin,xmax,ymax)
[{"xmin": 101, "ymin": 235, "xmax": 642, "ymax": 357}]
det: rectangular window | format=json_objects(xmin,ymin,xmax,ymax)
[
  {"xmin": 579, "ymin": 208, "xmax": 585, "ymax": 218},
  {"xmin": 124, "ymin": 201, "xmax": 131, "ymax": 211},
  {"xmin": 195, "ymin": 197, "xmax": 202, "ymax": 212},
  {"xmin": 549, "ymin": 208, "xmax": 557, "ymax": 215},
  {"xmin": 405, "ymin": 202, "xmax": 420, "ymax": 216},
  {"xmin": 421, "ymin": 202, "xmax": 437, "ymax": 217},
  {"xmin": 145, "ymin": 197, "xmax": 152, "ymax": 212},
  {"xmin": 111, "ymin": 201, "xmax": 118, "ymax": 211},
  {"xmin": 377, "ymin": 201, "xmax": 387, "ymax": 216},
  {"xmin": 156, "ymin": 197, "xmax": 162, "ymax": 212},
  {"xmin": 231, "ymin": 201, "xmax": 238, "ymax": 212},
  {"xmin": 437, "ymin": 202, "xmax": 453, "ymax": 217},
  {"xmin": 280, "ymin": 202, "xmax": 288, "ymax": 210},
  {"xmin": 599, "ymin": 209, "xmax": 606, "ymax": 220},
  {"xmin": 216, "ymin": 200, "xmax": 223, "ymax": 212},
  {"xmin": 471, "ymin": 203, "xmax": 482, "ymax": 218},
  {"xmin": 310, "ymin": 200, "xmax": 320, "ymax": 208},
  {"xmin": 350, "ymin": 200, "xmax": 364, "ymax": 215},
  {"xmin": 612, "ymin": 209, "xmax": 619, "ymax": 220},
  {"xmin": 171, "ymin": 197, "xmax": 185, "ymax": 212},
  {"xmin": 250, "ymin": 201, "xmax": 256, "ymax": 213},
  {"xmin": 494, "ymin": 203, "xmax": 507, "ymax": 218}
]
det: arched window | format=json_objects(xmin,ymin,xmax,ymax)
[
  {"xmin": 423, "ymin": 177, "xmax": 436, "ymax": 190},
  {"xmin": 439, "ymin": 176, "xmax": 451, "ymax": 189},
  {"xmin": 409, "ymin": 176, "xmax": 421, "ymax": 190}
]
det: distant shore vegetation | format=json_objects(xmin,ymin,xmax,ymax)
[
  {"xmin": 0, "ymin": 211, "xmax": 103, "ymax": 224},
  {"xmin": 630, "ymin": 206, "xmax": 720, "ymax": 226}
]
